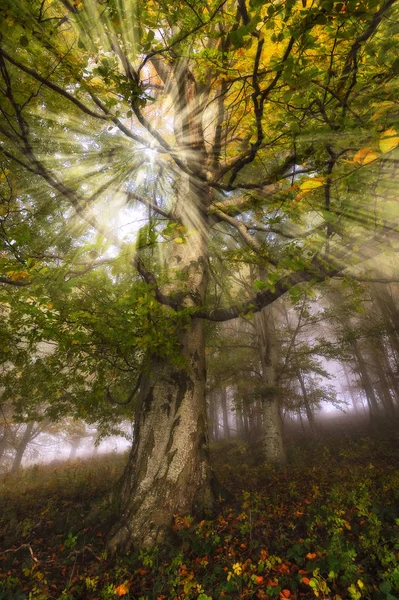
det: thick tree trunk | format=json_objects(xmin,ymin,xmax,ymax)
[
  {"xmin": 255, "ymin": 307, "xmax": 286, "ymax": 464},
  {"xmin": 262, "ymin": 396, "xmax": 286, "ymax": 464},
  {"xmin": 108, "ymin": 320, "xmax": 212, "ymax": 551},
  {"xmin": 108, "ymin": 173, "xmax": 213, "ymax": 551}
]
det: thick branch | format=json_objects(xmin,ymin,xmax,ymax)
[
  {"xmin": 106, "ymin": 372, "xmax": 142, "ymax": 406},
  {"xmin": 0, "ymin": 275, "xmax": 31, "ymax": 287},
  {"xmin": 133, "ymin": 257, "xmax": 184, "ymax": 309},
  {"xmin": 212, "ymin": 209, "xmax": 263, "ymax": 253}
]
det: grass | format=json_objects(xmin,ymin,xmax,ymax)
[{"xmin": 1, "ymin": 430, "xmax": 399, "ymax": 600}]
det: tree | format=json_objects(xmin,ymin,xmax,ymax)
[{"xmin": 1, "ymin": 0, "xmax": 399, "ymax": 551}]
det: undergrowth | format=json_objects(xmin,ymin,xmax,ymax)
[{"xmin": 1, "ymin": 432, "xmax": 399, "ymax": 600}]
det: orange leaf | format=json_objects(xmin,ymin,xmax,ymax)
[
  {"xmin": 306, "ymin": 552, "xmax": 316, "ymax": 559},
  {"xmin": 115, "ymin": 584, "xmax": 129, "ymax": 596},
  {"xmin": 280, "ymin": 590, "xmax": 291, "ymax": 599},
  {"xmin": 353, "ymin": 147, "xmax": 373, "ymax": 164},
  {"xmin": 302, "ymin": 577, "xmax": 311, "ymax": 585}
]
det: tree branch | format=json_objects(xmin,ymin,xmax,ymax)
[{"xmin": 0, "ymin": 49, "xmax": 108, "ymax": 121}]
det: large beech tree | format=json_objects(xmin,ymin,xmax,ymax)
[{"xmin": 1, "ymin": 0, "xmax": 399, "ymax": 551}]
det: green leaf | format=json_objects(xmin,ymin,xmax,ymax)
[{"xmin": 380, "ymin": 581, "xmax": 392, "ymax": 594}]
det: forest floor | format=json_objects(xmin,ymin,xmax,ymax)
[{"xmin": 1, "ymin": 425, "xmax": 399, "ymax": 600}]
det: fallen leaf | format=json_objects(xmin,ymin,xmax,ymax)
[{"xmin": 115, "ymin": 583, "xmax": 129, "ymax": 596}]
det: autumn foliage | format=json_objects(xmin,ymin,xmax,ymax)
[{"xmin": 1, "ymin": 431, "xmax": 399, "ymax": 599}]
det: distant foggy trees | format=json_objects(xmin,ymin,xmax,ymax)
[{"xmin": 206, "ymin": 278, "xmax": 399, "ymax": 461}]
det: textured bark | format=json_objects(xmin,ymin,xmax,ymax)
[
  {"xmin": 262, "ymin": 397, "xmax": 286, "ymax": 463},
  {"xmin": 108, "ymin": 320, "xmax": 211, "ymax": 551},
  {"xmin": 255, "ymin": 307, "xmax": 286, "ymax": 464},
  {"xmin": 108, "ymin": 173, "xmax": 213, "ymax": 551}
]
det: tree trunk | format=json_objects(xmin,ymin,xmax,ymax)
[
  {"xmin": 220, "ymin": 388, "xmax": 230, "ymax": 439},
  {"xmin": 262, "ymin": 397, "xmax": 286, "ymax": 463},
  {"xmin": 108, "ymin": 320, "xmax": 212, "ymax": 551},
  {"xmin": 343, "ymin": 364, "xmax": 359, "ymax": 414},
  {"xmin": 351, "ymin": 339, "xmax": 380, "ymax": 417},
  {"xmin": 371, "ymin": 346, "xmax": 396, "ymax": 417},
  {"xmin": 69, "ymin": 435, "xmax": 81, "ymax": 460},
  {"xmin": 11, "ymin": 422, "xmax": 34, "ymax": 473},
  {"xmin": 298, "ymin": 409, "xmax": 306, "ymax": 433},
  {"xmin": 255, "ymin": 306, "xmax": 286, "ymax": 464},
  {"xmin": 108, "ymin": 176, "xmax": 213, "ymax": 552},
  {"xmin": 297, "ymin": 370, "xmax": 316, "ymax": 435},
  {"xmin": 0, "ymin": 425, "xmax": 9, "ymax": 463},
  {"xmin": 235, "ymin": 398, "xmax": 245, "ymax": 438}
]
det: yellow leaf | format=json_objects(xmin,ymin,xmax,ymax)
[
  {"xmin": 362, "ymin": 151, "xmax": 380, "ymax": 164},
  {"xmin": 299, "ymin": 177, "xmax": 325, "ymax": 191},
  {"xmin": 71, "ymin": 340, "xmax": 80, "ymax": 345},
  {"xmin": 379, "ymin": 128, "xmax": 399, "ymax": 154},
  {"xmin": 87, "ymin": 77, "xmax": 105, "ymax": 89},
  {"xmin": 357, "ymin": 580, "xmax": 364, "ymax": 589}
]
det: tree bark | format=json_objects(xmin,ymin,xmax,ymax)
[
  {"xmin": 108, "ymin": 320, "xmax": 212, "ymax": 552},
  {"xmin": 108, "ymin": 176, "xmax": 213, "ymax": 552},
  {"xmin": 255, "ymin": 307, "xmax": 286, "ymax": 464}
]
